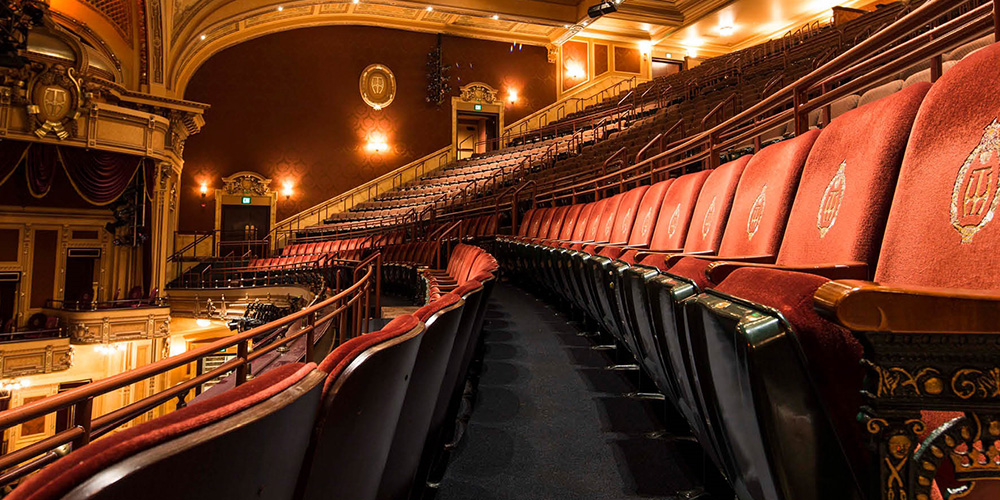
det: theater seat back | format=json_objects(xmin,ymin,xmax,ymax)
[
  {"xmin": 626, "ymin": 180, "xmax": 674, "ymax": 246},
  {"xmin": 776, "ymin": 83, "xmax": 931, "ymax": 267},
  {"xmin": 682, "ymin": 156, "xmax": 751, "ymax": 253},
  {"xmin": 717, "ymin": 130, "xmax": 820, "ymax": 257},
  {"xmin": 648, "ymin": 171, "xmax": 711, "ymax": 251},
  {"xmin": 300, "ymin": 315, "xmax": 424, "ymax": 500},
  {"xmin": 876, "ymin": 42, "xmax": 1000, "ymax": 289},
  {"xmin": 378, "ymin": 296, "xmax": 465, "ymax": 500},
  {"xmin": 535, "ymin": 208, "xmax": 558, "ymax": 238},
  {"xmin": 546, "ymin": 206, "xmax": 570, "ymax": 239},
  {"xmin": 517, "ymin": 209, "xmax": 538, "ymax": 236},
  {"xmin": 559, "ymin": 204, "xmax": 585, "ymax": 240},
  {"xmin": 527, "ymin": 208, "xmax": 548, "ymax": 238},
  {"xmin": 582, "ymin": 198, "xmax": 611, "ymax": 242},
  {"xmin": 10, "ymin": 364, "xmax": 324, "ymax": 500},
  {"xmin": 609, "ymin": 186, "xmax": 650, "ymax": 244}
]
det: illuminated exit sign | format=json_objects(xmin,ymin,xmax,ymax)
[
  {"xmin": 474, "ymin": 104, "xmax": 482, "ymax": 111},
  {"xmin": 241, "ymin": 196, "xmax": 251, "ymax": 204}
]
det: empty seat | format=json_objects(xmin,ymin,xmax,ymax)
[
  {"xmin": 9, "ymin": 363, "xmax": 325, "ymax": 500},
  {"xmin": 298, "ymin": 315, "xmax": 425, "ymax": 500}
]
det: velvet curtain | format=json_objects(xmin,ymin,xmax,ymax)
[
  {"xmin": 58, "ymin": 146, "xmax": 145, "ymax": 206},
  {"xmin": 0, "ymin": 141, "xmax": 149, "ymax": 205},
  {"xmin": 0, "ymin": 141, "xmax": 31, "ymax": 188},
  {"xmin": 26, "ymin": 144, "xmax": 58, "ymax": 198}
]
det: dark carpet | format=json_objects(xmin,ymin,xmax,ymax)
[{"xmin": 435, "ymin": 282, "xmax": 730, "ymax": 500}]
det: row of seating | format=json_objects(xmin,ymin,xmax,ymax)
[
  {"xmin": 10, "ymin": 247, "xmax": 500, "ymax": 500},
  {"xmin": 497, "ymin": 40, "xmax": 1000, "ymax": 500}
]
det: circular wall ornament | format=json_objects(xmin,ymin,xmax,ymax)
[{"xmin": 360, "ymin": 64, "xmax": 396, "ymax": 110}]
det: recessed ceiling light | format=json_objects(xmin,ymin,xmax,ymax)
[
  {"xmin": 426, "ymin": 5, "xmax": 433, "ymax": 11},
  {"xmin": 492, "ymin": 14, "xmax": 499, "ymax": 20},
  {"xmin": 200, "ymin": 34, "xmax": 206, "ymax": 40},
  {"xmin": 563, "ymin": 24, "xmax": 570, "ymax": 29},
  {"xmin": 276, "ymin": 5, "xmax": 283, "ymax": 11}
]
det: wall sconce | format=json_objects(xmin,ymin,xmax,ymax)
[
  {"xmin": 565, "ymin": 62, "xmax": 585, "ymax": 80},
  {"xmin": 199, "ymin": 183, "xmax": 209, "ymax": 207},
  {"xmin": 282, "ymin": 181, "xmax": 294, "ymax": 200},
  {"xmin": 507, "ymin": 88, "xmax": 519, "ymax": 104},
  {"xmin": 0, "ymin": 378, "xmax": 29, "ymax": 395},
  {"xmin": 639, "ymin": 41, "xmax": 652, "ymax": 60},
  {"xmin": 366, "ymin": 135, "xmax": 389, "ymax": 154}
]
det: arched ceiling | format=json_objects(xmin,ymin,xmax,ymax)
[{"xmin": 42, "ymin": 0, "xmax": 878, "ymax": 99}]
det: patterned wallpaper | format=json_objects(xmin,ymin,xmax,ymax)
[{"xmin": 179, "ymin": 25, "xmax": 557, "ymax": 231}]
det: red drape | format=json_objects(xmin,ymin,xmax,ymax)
[
  {"xmin": 0, "ymin": 141, "xmax": 30, "ymax": 187},
  {"xmin": 26, "ymin": 144, "xmax": 59, "ymax": 198},
  {"xmin": 58, "ymin": 146, "xmax": 144, "ymax": 206}
]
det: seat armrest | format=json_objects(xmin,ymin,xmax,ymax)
[
  {"xmin": 590, "ymin": 241, "xmax": 631, "ymax": 252},
  {"xmin": 631, "ymin": 248, "xmax": 689, "ymax": 260},
  {"xmin": 814, "ymin": 280, "xmax": 1000, "ymax": 333},
  {"xmin": 706, "ymin": 261, "xmax": 869, "ymax": 285},
  {"xmin": 663, "ymin": 252, "xmax": 773, "ymax": 269}
]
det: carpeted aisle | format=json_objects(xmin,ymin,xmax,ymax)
[{"xmin": 435, "ymin": 282, "xmax": 729, "ymax": 500}]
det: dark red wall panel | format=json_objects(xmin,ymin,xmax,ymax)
[{"xmin": 181, "ymin": 26, "xmax": 557, "ymax": 231}]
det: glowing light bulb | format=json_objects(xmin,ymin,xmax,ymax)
[
  {"xmin": 199, "ymin": 183, "xmax": 208, "ymax": 195},
  {"xmin": 196, "ymin": 319, "xmax": 212, "ymax": 327}
]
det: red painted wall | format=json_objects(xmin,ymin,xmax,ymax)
[{"xmin": 180, "ymin": 26, "xmax": 557, "ymax": 231}]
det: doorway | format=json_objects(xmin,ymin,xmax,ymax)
[
  {"xmin": 220, "ymin": 205, "xmax": 270, "ymax": 257},
  {"xmin": 651, "ymin": 58, "xmax": 682, "ymax": 79},
  {"xmin": 65, "ymin": 249, "xmax": 100, "ymax": 308},
  {"xmin": 456, "ymin": 113, "xmax": 499, "ymax": 160},
  {"xmin": 0, "ymin": 273, "xmax": 17, "ymax": 331}
]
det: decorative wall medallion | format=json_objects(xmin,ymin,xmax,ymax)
[
  {"xmin": 818, "ymin": 160, "xmax": 847, "ymax": 238},
  {"xmin": 702, "ymin": 197, "xmax": 716, "ymax": 239},
  {"xmin": 951, "ymin": 119, "xmax": 1000, "ymax": 243},
  {"xmin": 667, "ymin": 204, "xmax": 681, "ymax": 237},
  {"xmin": 360, "ymin": 64, "xmax": 396, "ymax": 110},
  {"xmin": 26, "ymin": 66, "xmax": 82, "ymax": 140},
  {"xmin": 747, "ymin": 185, "xmax": 767, "ymax": 241}
]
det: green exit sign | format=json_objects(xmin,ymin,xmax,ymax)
[
  {"xmin": 474, "ymin": 104, "xmax": 482, "ymax": 111},
  {"xmin": 241, "ymin": 196, "xmax": 251, "ymax": 204}
]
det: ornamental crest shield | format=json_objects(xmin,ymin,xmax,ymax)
[
  {"xmin": 701, "ymin": 197, "xmax": 716, "ymax": 239},
  {"xmin": 951, "ymin": 119, "xmax": 1000, "ymax": 243},
  {"xmin": 817, "ymin": 161, "xmax": 847, "ymax": 238},
  {"xmin": 360, "ymin": 64, "xmax": 396, "ymax": 110},
  {"xmin": 747, "ymin": 185, "xmax": 766, "ymax": 241},
  {"xmin": 26, "ymin": 66, "xmax": 82, "ymax": 140}
]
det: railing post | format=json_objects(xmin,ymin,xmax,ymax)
[
  {"xmin": 71, "ymin": 398, "xmax": 93, "ymax": 450},
  {"xmin": 235, "ymin": 339, "xmax": 249, "ymax": 386},
  {"xmin": 305, "ymin": 311, "xmax": 315, "ymax": 363}
]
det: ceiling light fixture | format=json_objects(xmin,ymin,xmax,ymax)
[
  {"xmin": 426, "ymin": 5, "xmax": 433, "ymax": 11},
  {"xmin": 719, "ymin": 25, "xmax": 734, "ymax": 36},
  {"xmin": 276, "ymin": 5, "xmax": 283, "ymax": 11},
  {"xmin": 200, "ymin": 34, "xmax": 206, "ymax": 40},
  {"xmin": 492, "ymin": 14, "xmax": 499, "ymax": 20}
]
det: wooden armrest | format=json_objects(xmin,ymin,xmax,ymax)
[
  {"xmin": 706, "ymin": 261, "xmax": 869, "ymax": 284},
  {"xmin": 591, "ymin": 242, "xmax": 648, "ymax": 252},
  {"xmin": 631, "ymin": 248, "xmax": 688, "ymax": 260},
  {"xmin": 663, "ymin": 253, "xmax": 774, "ymax": 269},
  {"xmin": 814, "ymin": 280, "xmax": 1000, "ymax": 333}
]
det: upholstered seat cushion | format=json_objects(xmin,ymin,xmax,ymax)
[
  {"xmin": 713, "ymin": 266, "xmax": 866, "ymax": 468},
  {"xmin": 663, "ymin": 256, "xmax": 714, "ymax": 289},
  {"xmin": 8, "ymin": 362, "xmax": 318, "ymax": 500}
]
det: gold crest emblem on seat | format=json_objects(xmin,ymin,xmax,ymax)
[
  {"xmin": 702, "ymin": 197, "xmax": 716, "ymax": 239},
  {"xmin": 951, "ymin": 119, "xmax": 1000, "ymax": 243},
  {"xmin": 667, "ymin": 204, "xmax": 681, "ymax": 237},
  {"xmin": 747, "ymin": 185, "xmax": 767, "ymax": 241},
  {"xmin": 818, "ymin": 161, "xmax": 847, "ymax": 238}
]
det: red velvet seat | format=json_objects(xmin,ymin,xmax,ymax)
[
  {"xmin": 378, "ymin": 294, "xmax": 466, "ymax": 500},
  {"xmin": 682, "ymin": 44, "xmax": 1000, "ymax": 500},
  {"xmin": 9, "ymin": 363, "xmax": 324, "ymax": 500},
  {"xmin": 298, "ymin": 315, "xmax": 425, "ymax": 500}
]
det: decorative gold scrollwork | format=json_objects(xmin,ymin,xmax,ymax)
[
  {"xmin": 912, "ymin": 413, "xmax": 1000, "ymax": 500},
  {"xmin": 866, "ymin": 361, "xmax": 943, "ymax": 398},
  {"xmin": 952, "ymin": 368, "xmax": 1000, "ymax": 400}
]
